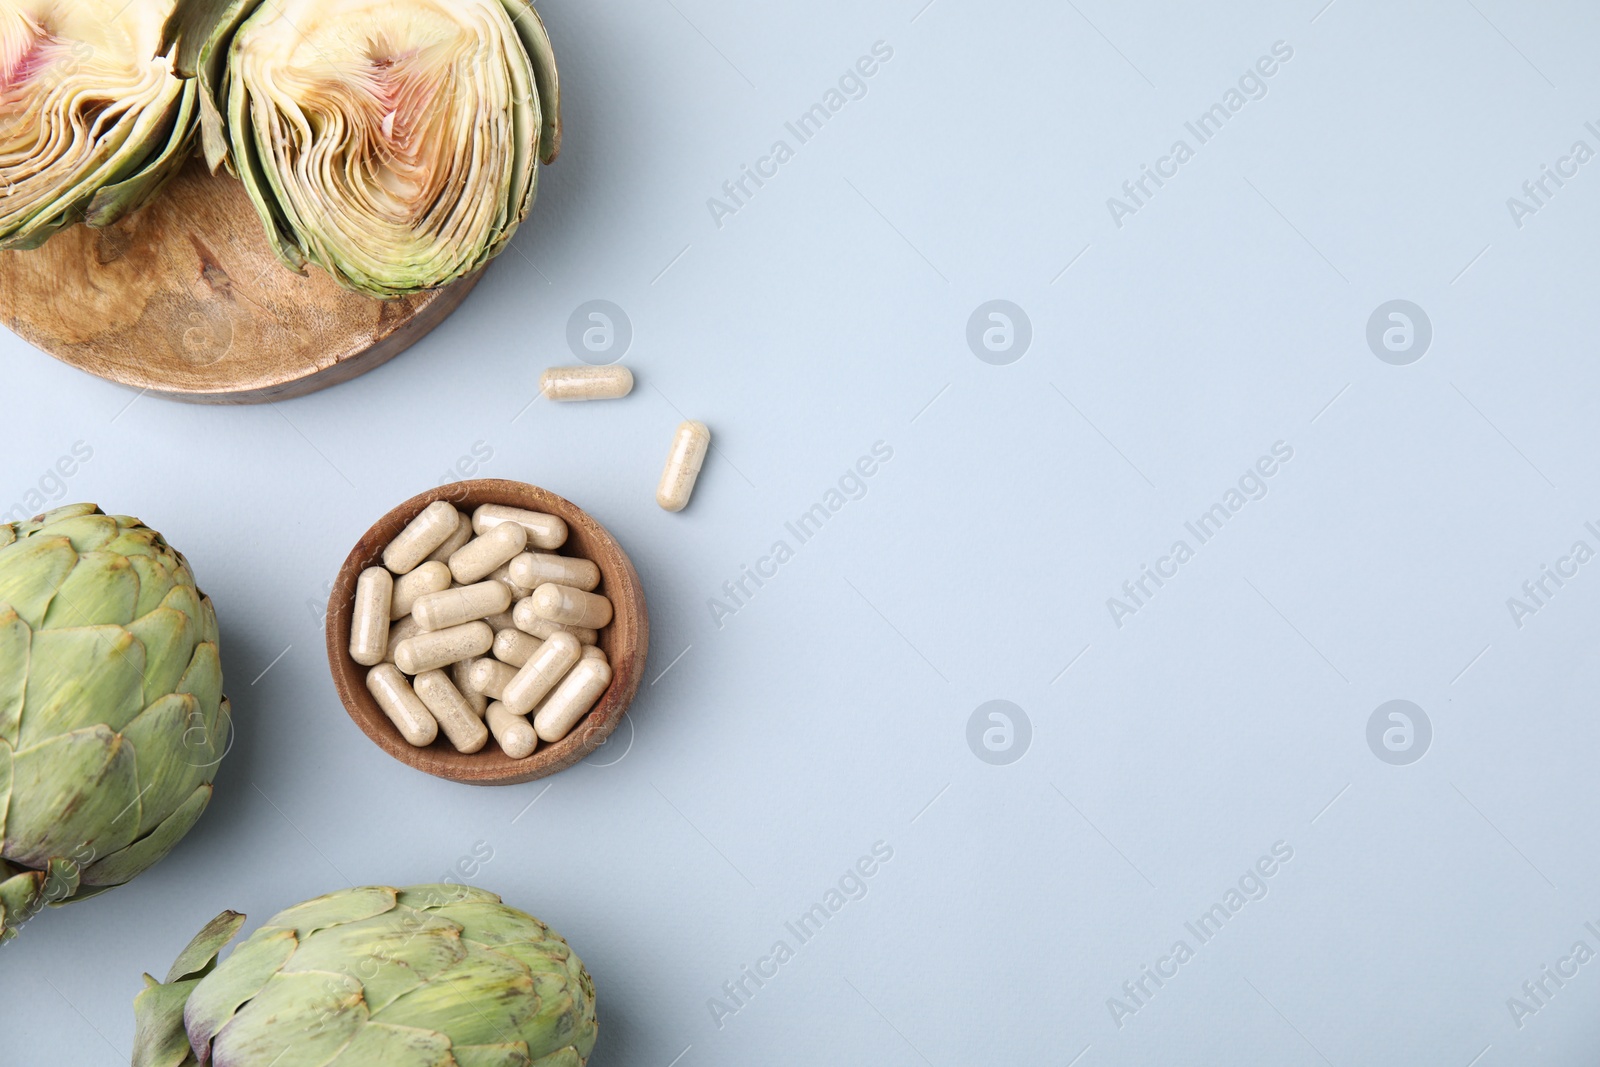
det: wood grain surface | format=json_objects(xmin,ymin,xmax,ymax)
[
  {"xmin": 327, "ymin": 480, "xmax": 650, "ymax": 786},
  {"xmin": 0, "ymin": 157, "xmax": 479, "ymax": 404}
]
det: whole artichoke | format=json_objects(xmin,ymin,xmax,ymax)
[
  {"xmin": 0, "ymin": 504, "xmax": 230, "ymax": 940},
  {"xmin": 172, "ymin": 0, "xmax": 561, "ymax": 298},
  {"xmin": 133, "ymin": 884, "xmax": 599, "ymax": 1067},
  {"xmin": 0, "ymin": 0, "xmax": 200, "ymax": 249}
]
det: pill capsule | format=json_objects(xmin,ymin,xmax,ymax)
[
  {"xmin": 486, "ymin": 702, "xmax": 539, "ymax": 759},
  {"xmin": 541, "ymin": 365, "xmax": 635, "ymax": 402},
  {"xmin": 531, "ymin": 582, "xmax": 613, "ymax": 629},
  {"xmin": 384, "ymin": 614, "xmax": 424, "ymax": 664},
  {"xmin": 509, "ymin": 551, "xmax": 601, "ymax": 593},
  {"xmin": 393, "ymin": 621, "xmax": 494, "ymax": 675},
  {"xmin": 452, "ymin": 658, "xmax": 489, "ymax": 716},
  {"xmin": 414, "ymin": 581, "xmax": 513, "ymax": 632},
  {"xmin": 533, "ymin": 657, "xmax": 613, "ymax": 743},
  {"xmin": 425, "ymin": 509, "xmax": 474, "ymax": 565},
  {"xmin": 493, "ymin": 628, "xmax": 543, "ymax": 668},
  {"xmin": 383, "ymin": 500, "xmax": 461, "ymax": 574},
  {"xmin": 484, "ymin": 609, "xmax": 519, "ymax": 633},
  {"xmin": 467, "ymin": 657, "xmax": 519, "ymax": 700},
  {"xmin": 390, "ymin": 561, "xmax": 451, "ymax": 620},
  {"xmin": 473, "ymin": 504, "xmax": 568, "ymax": 550},
  {"xmin": 657, "ymin": 420, "xmax": 710, "ymax": 512},
  {"xmin": 349, "ymin": 567, "xmax": 393, "ymax": 667},
  {"xmin": 501, "ymin": 631, "xmax": 582, "ymax": 716},
  {"xmin": 412, "ymin": 670, "xmax": 490, "ymax": 754},
  {"xmin": 365, "ymin": 664, "xmax": 439, "ymax": 748},
  {"xmin": 448, "ymin": 521, "xmax": 527, "ymax": 584},
  {"xmin": 513, "ymin": 597, "xmax": 598, "ymax": 645},
  {"xmin": 488, "ymin": 562, "xmax": 531, "ymax": 600},
  {"xmin": 581, "ymin": 644, "xmax": 608, "ymax": 665}
]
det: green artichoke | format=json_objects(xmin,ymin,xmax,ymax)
[
  {"xmin": 0, "ymin": 0, "xmax": 200, "ymax": 249},
  {"xmin": 0, "ymin": 504, "xmax": 230, "ymax": 941},
  {"xmin": 171, "ymin": 0, "xmax": 561, "ymax": 298},
  {"xmin": 133, "ymin": 884, "xmax": 600, "ymax": 1067}
]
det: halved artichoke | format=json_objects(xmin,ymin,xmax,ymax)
[
  {"xmin": 0, "ymin": 0, "xmax": 198, "ymax": 249},
  {"xmin": 175, "ymin": 0, "xmax": 560, "ymax": 299}
]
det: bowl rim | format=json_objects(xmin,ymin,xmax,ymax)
[{"xmin": 325, "ymin": 478, "xmax": 649, "ymax": 785}]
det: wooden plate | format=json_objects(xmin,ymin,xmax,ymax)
[
  {"xmin": 326, "ymin": 480, "xmax": 649, "ymax": 786},
  {"xmin": 0, "ymin": 157, "xmax": 478, "ymax": 404}
]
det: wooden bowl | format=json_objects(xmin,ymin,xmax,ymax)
[
  {"xmin": 0, "ymin": 157, "xmax": 478, "ymax": 404},
  {"xmin": 326, "ymin": 479, "xmax": 648, "ymax": 785}
]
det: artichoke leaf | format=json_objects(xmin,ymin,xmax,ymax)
[
  {"xmin": 0, "ymin": 608, "xmax": 29, "ymax": 745},
  {"xmin": 322, "ymin": 1021, "xmax": 455, "ymax": 1067},
  {"xmin": 183, "ymin": 926, "xmax": 298, "ymax": 1055},
  {"xmin": 133, "ymin": 976, "xmax": 205, "ymax": 1067},
  {"xmin": 3, "ymin": 724, "xmax": 139, "ymax": 869},
  {"xmin": 80, "ymin": 780, "xmax": 212, "ymax": 887},
  {"xmin": 208, "ymin": 970, "xmax": 367, "ymax": 1067}
]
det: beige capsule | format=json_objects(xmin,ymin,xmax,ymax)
[
  {"xmin": 513, "ymin": 597, "xmax": 598, "ymax": 645},
  {"xmin": 414, "ymin": 581, "xmax": 513, "ymax": 632},
  {"xmin": 484, "ymin": 609, "xmax": 518, "ymax": 633},
  {"xmin": 449, "ymin": 521, "xmax": 527, "ymax": 584},
  {"xmin": 657, "ymin": 420, "xmax": 710, "ymax": 512},
  {"xmin": 384, "ymin": 614, "xmax": 424, "ymax": 664},
  {"xmin": 533, "ymin": 657, "xmax": 613, "ymax": 743},
  {"xmin": 488, "ymin": 562, "xmax": 531, "ymax": 600},
  {"xmin": 510, "ymin": 551, "xmax": 600, "ymax": 593},
  {"xmin": 349, "ymin": 567, "xmax": 393, "ymax": 667},
  {"xmin": 425, "ymin": 509, "xmax": 474, "ymax": 565},
  {"xmin": 383, "ymin": 500, "xmax": 461, "ymax": 574},
  {"xmin": 467, "ymin": 657, "xmax": 519, "ymax": 701},
  {"xmin": 452, "ymin": 658, "xmax": 489, "ymax": 716},
  {"xmin": 581, "ymin": 644, "xmax": 608, "ymax": 665},
  {"xmin": 541, "ymin": 365, "xmax": 635, "ymax": 402},
  {"xmin": 365, "ymin": 664, "xmax": 439, "ymax": 748},
  {"xmin": 531, "ymin": 582, "xmax": 613, "ymax": 629},
  {"xmin": 473, "ymin": 504, "xmax": 567, "ymax": 550},
  {"xmin": 390, "ymin": 561, "xmax": 452, "ymax": 620},
  {"xmin": 413, "ymin": 670, "xmax": 490, "ymax": 754},
  {"xmin": 501, "ymin": 630, "xmax": 582, "ymax": 716},
  {"xmin": 393, "ymin": 621, "xmax": 494, "ymax": 675},
  {"xmin": 486, "ymin": 701, "xmax": 538, "ymax": 759},
  {"xmin": 493, "ymin": 628, "xmax": 543, "ymax": 668}
]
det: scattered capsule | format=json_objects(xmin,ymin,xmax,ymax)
[
  {"xmin": 390, "ymin": 561, "xmax": 451, "ymax": 620},
  {"xmin": 657, "ymin": 420, "xmax": 710, "ymax": 512},
  {"xmin": 510, "ymin": 551, "xmax": 600, "ymax": 593},
  {"xmin": 383, "ymin": 500, "xmax": 461, "ymax": 574},
  {"xmin": 452, "ymin": 657, "xmax": 489, "ymax": 716},
  {"xmin": 384, "ymin": 614, "xmax": 424, "ymax": 664},
  {"xmin": 493, "ymin": 628, "xmax": 543, "ymax": 668},
  {"xmin": 531, "ymin": 582, "xmax": 613, "ymax": 629},
  {"xmin": 366, "ymin": 664, "xmax": 439, "ymax": 748},
  {"xmin": 501, "ymin": 631, "xmax": 582, "ymax": 716},
  {"xmin": 449, "ymin": 521, "xmax": 527, "ymax": 584},
  {"xmin": 541, "ymin": 365, "xmax": 635, "ymax": 402},
  {"xmin": 513, "ymin": 597, "xmax": 598, "ymax": 645},
  {"xmin": 473, "ymin": 504, "xmax": 567, "ymax": 550},
  {"xmin": 414, "ymin": 581, "xmax": 513, "ymax": 632},
  {"xmin": 486, "ymin": 702, "xmax": 539, "ymax": 759},
  {"xmin": 349, "ymin": 567, "xmax": 393, "ymax": 667},
  {"xmin": 534, "ymin": 657, "xmax": 613, "ymax": 743},
  {"xmin": 393, "ymin": 621, "xmax": 494, "ymax": 675},
  {"xmin": 413, "ymin": 670, "xmax": 490, "ymax": 754},
  {"xmin": 425, "ymin": 509, "xmax": 474, "ymax": 565}
]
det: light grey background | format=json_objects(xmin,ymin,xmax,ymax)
[{"xmin": 4, "ymin": 0, "xmax": 1600, "ymax": 1063}]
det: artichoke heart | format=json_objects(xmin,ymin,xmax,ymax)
[
  {"xmin": 0, "ymin": 0, "xmax": 197, "ymax": 249},
  {"xmin": 199, "ymin": 0, "xmax": 560, "ymax": 298}
]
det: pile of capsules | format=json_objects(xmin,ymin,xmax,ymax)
[{"xmin": 350, "ymin": 501, "xmax": 616, "ymax": 759}]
